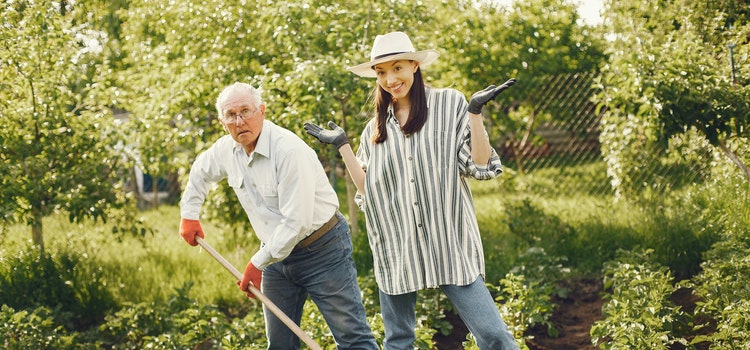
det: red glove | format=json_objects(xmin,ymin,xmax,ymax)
[
  {"xmin": 179, "ymin": 218, "xmax": 204, "ymax": 246},
  {"xmin": 238, "ymin": 261, "xmax": 262, "ymax": 298}
]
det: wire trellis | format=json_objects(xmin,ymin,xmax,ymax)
[{"xmin": 496, "ymin": 72, "xmax": 713, "ymax": 198}]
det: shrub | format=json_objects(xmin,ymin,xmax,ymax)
[
  {"xmin": 97, "ymin": 282, "xmax": 266, "ymax": 349},
  {"xmin": 490, "ymin": 247, "xmax": 569, "ymax": 349},
  {"xmin": 590, "ymin": 249, "xmax": 690, "ymax": 349},
  {"xmin": 0, "ymin": 246, "xmax": 117, "ymax": 330},
  {"xmin": 632, "ymin": 193, "xmax": 723, "ymax": 280},
  {"xmin": 0, "ymin": 305, "xmax": 84, "ymax": 350},
  {"xmin": 690, "ymin": 231, "xmax": 750, "ymax": 349}
]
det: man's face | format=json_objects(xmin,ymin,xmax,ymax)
[{"xmin": 219, "ymin": 88, "xmax": 265, "ymax": 151}]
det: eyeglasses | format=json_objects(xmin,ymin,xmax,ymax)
[{"xmin": 223, "ymin": 108, "xmax": 256, "ymax": 124}]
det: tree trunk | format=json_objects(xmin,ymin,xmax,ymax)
[
  {"xmin": 31, "ymin": 208, "xmax": 44, "ymax": 252},
  {"xmin": 152, "ymin": 177, "xmax": 159, "ymax": 209},
  {"xmin": 718, "ymin": 140, "xmax": 750, "ymax": 182}
]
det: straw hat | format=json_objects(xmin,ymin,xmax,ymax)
[{"xmin": 347, "ymin": 31, "xmax": 440, "ymax": 78}]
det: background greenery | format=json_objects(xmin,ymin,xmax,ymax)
[{"xmin": 1, "ymin": 0, "xmax": 749, "ymax": 349}]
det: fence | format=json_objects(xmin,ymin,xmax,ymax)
[{"xmin": 496, "ymin": 72, "xmax": 714, "ymax": 198}]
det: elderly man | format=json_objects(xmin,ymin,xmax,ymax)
[{"xmin": 179, "ymin": 82, "xmax": 378, "ymax": 349}]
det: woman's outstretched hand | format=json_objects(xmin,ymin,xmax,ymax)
[
  {"xmin": 304, "ymin": 121, "xmax": 350, "ymax": 149},
  {"xmin": 468, "ymin": 78, "xmax": 517, "ymax": 114}
]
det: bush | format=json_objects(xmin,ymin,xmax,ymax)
[
  {"xmin": 97, "ymin": 282, "xmax": 266, "ymax": 349},
  {"xmin": 491, "ymin": 247, "xmax": 570, "ymax": 348},
  {"xmin": 631, "ymin": 193, "xmax": 723, "ymax": 280},
  {"xmin": 0, "ymin": 305, "xmax": 85, "ymax": 350},
  {"xmin": 0, "ymin": 246, "xmax": 117, "ymax": 330},
  {"xmin": 690, "ymin": 230, "xmax": 750, "ymax": 349},
  {"xmin": 590, "ymin": 249, "xmax": 690, "ymax": 349}
]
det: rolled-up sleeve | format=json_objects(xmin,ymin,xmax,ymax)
[{"xmin": 457, "ymin": 117, "xmax": 503, "ymax": 180}]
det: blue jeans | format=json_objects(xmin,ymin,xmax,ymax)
[
  {"xmin": 262, "ymin": 213, "xmax": 378, "ymax": 350},
  {"xmin": 379, "ymin": 277, "xmax": 519, "ymax": 350}
]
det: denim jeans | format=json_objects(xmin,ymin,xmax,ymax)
[
  {"xmin": 262, "ymin": 213, "xmax": 378, "ymax": 350},
  {"xmin": 379, "ymin": 276, "xmax": 519, "ymax": 350}
]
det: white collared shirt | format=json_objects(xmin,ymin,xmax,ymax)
[
  {"xmin": 181, "ymin": 120, "xmax": 339, "ymax": 269},
  {"xmin": 355, "ymin": 88, "xmax": 503, "ymax": 294}
]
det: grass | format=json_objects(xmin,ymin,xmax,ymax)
[
  {"xmin": 2, "ymin": 161, "xmax": 750, "ymax": 350},
  {"xmin": 2, "ymin": 206, "xmax": 256, "ymax": 307},
  {"xmin": 2, "ymin": 161, "xmax": 748, "ymax": 312}
]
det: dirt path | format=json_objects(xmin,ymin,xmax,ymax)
[
  {"xmin": 434, "ymin": 278, "xmax": 604, "ymax": 349},
  {"xmin": 526, "ymin": 278, "xmax": 603, "ymax": 350}
]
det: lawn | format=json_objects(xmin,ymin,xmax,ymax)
[{"xmin": 2, "ymin": 164, "xmax": 749, "ymax": 349}]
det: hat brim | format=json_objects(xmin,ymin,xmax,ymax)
[{"xmin": 347, "ymin": 50, "xmax": 440, "ymax": 78}]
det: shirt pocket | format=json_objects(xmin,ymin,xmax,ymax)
[
  {"xmin": 255, "ymin": 183, "xmax": 279, "ymax": 209},
  {"xmin": 227, "ymin": 176, "xmax": 254, "ymax": 210},
  {"xmin": 227, "ymin": 175, "xmax": 253, "ymax": 208}
]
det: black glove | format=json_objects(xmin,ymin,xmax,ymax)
[
  {"xmin": 468, "ymin": 78, "xmax": 516, "ymax": 114},
  {"xmin": 304, "ymin": 121, "xmax": 349, "ymax": 149}
]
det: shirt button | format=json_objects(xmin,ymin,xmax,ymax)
[
  {"xmin": 413, "ymin": 202, "xmax": 418, "ymax": 205},
  {"xmin": 417, "ymin": 223, "xmax": 422, "ymax": 228},
  {"xmin": 410, "ymin": 179, "xmax": 415, "ymax": 183}
]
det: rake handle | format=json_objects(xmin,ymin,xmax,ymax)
[{"xmin": 195, "ymin": 237, "xmax": 322, "ymax": 350}]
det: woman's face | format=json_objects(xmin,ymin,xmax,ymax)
[{"xmin": 373, "ymin": 60, "xmax": 419, "ymax": 101}]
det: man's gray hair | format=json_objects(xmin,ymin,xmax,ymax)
[{"xmin": 215, "ymin": 82, "xmax": 263, "ymax": 120}]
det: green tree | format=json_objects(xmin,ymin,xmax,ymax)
[
  {"xmin": 114, "ymin": 0, "xmax": 437, "ymax": 232},
  {"xmin": 264, "ymin": 0, "xmax": 434, "ymax": 232},
  {"xmin": 112, "ymin": 0, "xmax": 607, "ymax": 229},
  {"xmin": 598, "ymin": 0, "xmax": 750, "ymax": 197},
  {"xmin": 114, "ymin": 0, "xmax": 278, "ymax": 233},
  {"xmin": 430, "ymin": 0, "xmax": 607, "ymax": 172},
  {"xmin": 0, "ymin": 0, "xmax": 140, "ymax": 251}
]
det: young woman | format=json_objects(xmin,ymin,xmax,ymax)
[{"xmin": 305, "ymin": 31, "xmax": 518, "ymax": 350}]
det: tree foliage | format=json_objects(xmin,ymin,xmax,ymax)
[
  {"xmin": 108, "ymin": 0, "xmax": 606, "ymax": 229},
  {"xmin": 0, "ymin": 0, "xmax": 144, "ymax": 250},
  {"xmin": 598, "ymin": 0, "xmax": 750, "ymax": 197},
  {"xmin": 2, "ymin": 0, "xmax": 607, "ymax": 236}
]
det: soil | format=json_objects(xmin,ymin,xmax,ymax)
[
  {"xmin": 433, "ymin": 278, "xmax": 604, "ymax": 350},
  {"xmin": 433, "ymin": 278, "xmax": 710, "ymax": 350},
  {"xmin": 525, "ymin": 278, "xmax": 603, "ymax": 350}
]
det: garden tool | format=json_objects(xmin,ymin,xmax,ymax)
[{"xmin": 196, "ymin": 237, "xmax": 323, "ymax": 350}]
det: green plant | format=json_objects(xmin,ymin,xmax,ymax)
[
  {"xmin": 0, "ymin": 246, "xmax": 117, "ymax": 331},
  {"xmin": 493, "ymin": 273, "xmax": 557, "ymax": 346},
  {"xmin": 97, "ymin": 282, "xmax": 267, "ymax": 349},
  {"xmin": 591, "ymin": 249, "xmax": 690, "ymax": 349},
  {"xmin": 0, "ymin": 305, "xmax": 88, "ymax": 350},
  {"xmin": 689, "ymin": 230, "xmax": 750, "ymax": 349},
  {"xmin": 630, "ymin": 191, "xmax": 724, "ymax": 280}
]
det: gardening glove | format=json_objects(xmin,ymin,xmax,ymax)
[
  {"xmin": 304, "ymin": 121, "xmax": 349, "ymax": 149},
  {"xmin": 238, "ymin": 261, "xmax": 262, "ymax": 299},
  {"xmin": 179, "ymin": 218, "xmax": 204, "ymax": 246},
  {"xmin": 468, "ymin": 78, "xmax": 517, "ymax": 114}
]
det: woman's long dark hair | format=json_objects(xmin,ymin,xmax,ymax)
[{"xmin": 371, "ymin": 65, "xmax": 428, "ymax": 144}]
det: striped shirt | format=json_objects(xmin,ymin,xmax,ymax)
[{"xmin": 355, "ymin": 88, "xmax": 503, "ymax": 295}]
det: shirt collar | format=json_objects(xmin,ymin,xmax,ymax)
[
  {"xmin": 386, "ymin": 103, "xmax": 398, "ymax": 125},
  {"xmin": 386, "ymin": 88, "xmax": 432, "ymax": 124},
  {"xmin": 233, "ymin": 119, "xmax": 271, "ymax": 160}
]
